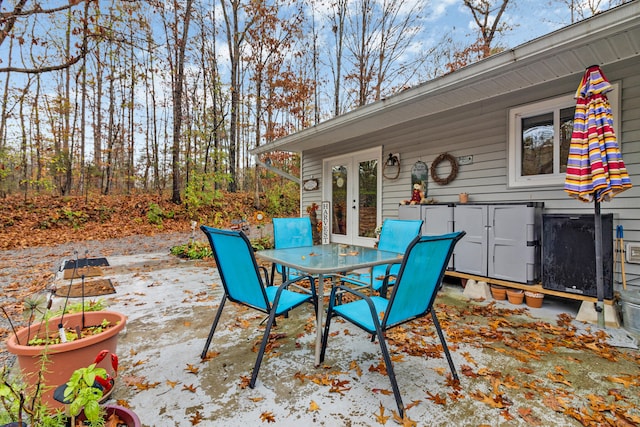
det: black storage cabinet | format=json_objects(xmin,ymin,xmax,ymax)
[{"xmin": 542, "ymin": 214, "xmax": 613, "ymax": 299}]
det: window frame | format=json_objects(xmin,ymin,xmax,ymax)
[{"xmin": 507, "ymin": 83, "xmax": 619, "ymax": 188}]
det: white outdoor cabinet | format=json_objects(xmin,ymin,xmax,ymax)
[
  {"xmin": 398, "ymin": 204, "xmax": 421, "ymax": 222},
  {"xmin": 398, "ymin": 204, "xmax": 455, "ymax": 269},
  {"xmin": 453, "ymin": 203, "xmax": 543, "ymax": 284}
]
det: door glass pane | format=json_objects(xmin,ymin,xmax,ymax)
[
  {"xmin": 559, "ymin": 107, "xmax": 575, "ymax": 173},
  {"xmin": 358, "ymin": 160, "xmax": 377, "ymax": 238},
  {"xmin": 332, "ymin": 165, "xmax": 347, "ymax": 235},
  {"xmin": 521, "ymin": 113, "xmax": 553, "ymax": 176}
]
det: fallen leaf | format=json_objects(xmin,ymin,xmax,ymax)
[
  {"xmin": 329, "ymin": 379, "xmax": 351, "ymax": 395},
  {"xmin": 186, "ymin": 364, "xmax": 200, "ymax": 374},
  {"xmin": 182, "ymin": 384, "xmax": 197, "ymax": 393},
  {"xmin": 260, "ymin": 411, "xmax": 276, "ymax": 423},
  {"xmin": 374, "ymin": 402, "xmax": 389, "ymax": 425},
  {"xmin": 372, "ymin": 388, "xmax": 393, "ymax": 395},
  {"xmin": 190, "ymin": 410, "xmax": 204, "ymax": 425}
]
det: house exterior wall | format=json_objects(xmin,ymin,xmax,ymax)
[{"xmin": 300, "ymin": 55, "xmax": 640, "ymax": 290}]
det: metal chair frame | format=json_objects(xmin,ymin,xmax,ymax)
[
  {"xmin": 200, "ymin": 225, "xmax": 317, "ymax": 388},
  {"xmin": 321, "ymin": 231, "xmax": 465, "ymax": 418}
]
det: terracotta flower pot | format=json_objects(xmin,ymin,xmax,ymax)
[
  {"xmin": 506, "ymin": 289, "xmax": 524, "ymax": 305},
  {"xmin": 5, "ymin": 311, "xmax": 126, "ymax": 410},
  {"xmin": 525, "ymin": 291, "xmax": 545, "ymax": 308},
  {"xmin": 490, "ymin": 285, "xmax": 506, "ymax": 300}
]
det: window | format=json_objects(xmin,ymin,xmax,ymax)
[{"xmin": 508, "ymin": 84, "xmax": 619, "ymax": 188}]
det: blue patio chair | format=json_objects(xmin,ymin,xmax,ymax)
[
  {"xmin": 341, "ymin": 219, "xmax": 422, "ymax": 296},
  {"xmin": 271, "ymin": 217, "xmax": 314, "ymax": 286},
  {"xmin": 321, "ymin": 231, "xmax": 465, "ymax": 418},
  {"xmin": 200, "ymin": 225, "xmax": 317, "ymax": 388}
]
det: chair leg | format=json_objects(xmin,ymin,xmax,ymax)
[
  {"xmin": 431, "ymin": 310, "xmax": 458, "ymax": 381},
  {"xmin": 201, "ymin": 295, "xmax": 227, "ymax": 359},
  {"xmin": 376, "ymin": 327, "xmax": 405, "ymax": 419},
  {"xmin": 249, "ymin": 309, "xmax": 278, "ymax": 388}
]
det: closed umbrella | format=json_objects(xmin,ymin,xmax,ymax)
[{"xmin": 565, "ymin": 65, "xmax": 632, "ymax": 327}]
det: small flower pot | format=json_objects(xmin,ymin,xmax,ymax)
[
  {"xmin": 490, "ymin": 284, "xmax": 507, "ymax": 300},
  {"xmin": 525, "ymin": 291, "xmax": 545, "ymax": 308},
  {"xmin": 506, "ymin": 289, "xmax": 524, "ymax": 304},
  {"xmin": 76, "ymin": 404, "xmax": 141, "ymax": 427}
]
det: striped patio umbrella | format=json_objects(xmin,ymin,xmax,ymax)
[
  {"xmin": 565, "ymin": 66, "xmax": 632, "ymax": 201},
  {"xmin": 564, "ymin": 65, "xmax": 632, "ymax": 326}
]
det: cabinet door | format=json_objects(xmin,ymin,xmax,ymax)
[
  {"xmin": 488, "ymin": 205, "xmax": 527, "ymax": 282},
  {"xmin": 398, "ymin": 205, "xmax": 421, "ymax": 223},
  {"xmin": 423, "ymin": 205, "xmax": 455, "ymax": 269},
  {"xmin": 422, "ymin": 205, "xmax": 454, "ymax": 236},
  {"xmin": 453, "ymin": 205, "xmax": 488, "ymax": 276}
]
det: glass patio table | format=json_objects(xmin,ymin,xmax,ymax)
[{"xmin": 256, "ymin": 243, "xmax": 403, "ymax": 366}]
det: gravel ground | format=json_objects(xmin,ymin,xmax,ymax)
[
  {"xmin": 0, "ymin": 231, "xmax": 194, "ymax": 292},
  {"xmin": 0, "ymin": 231, "xmax": 194, "ymax": 364}
]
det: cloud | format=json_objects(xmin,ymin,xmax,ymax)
[{"xmin": 427, "ymin": 0, "xmax": 459, "ymax": 21}]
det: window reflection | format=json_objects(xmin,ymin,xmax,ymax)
[
  {"xmin": 332, "ymin": 166, "xmax": 347, "ymax": 235},
  {"xmin": 521, "ymin": 113, "xmax": 553, "ymax": 176},
  {"xmin": 358, "ymin": 160, "xmax": 377, "ymax": 238}
]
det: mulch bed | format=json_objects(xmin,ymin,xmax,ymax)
[{"xmin": 54, "ymin": 279, "xmax": 116, "ymax": 298}]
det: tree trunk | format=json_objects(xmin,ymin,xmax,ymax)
[{"xmin": 170, "ymin": 0, "xmax": 194, "ymax": 204}]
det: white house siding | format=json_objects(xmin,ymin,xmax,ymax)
[{"xmin": 300, "ymin": 55, "xmax": 640, "ymax": 290}]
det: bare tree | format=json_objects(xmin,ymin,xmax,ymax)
[
  {"xmin": 219, "ymin": 0, "xmax": 258, "ymax": 193},
  {"xmin": 547, "ymin": 0, "xmax": 630, "ymax": 24},
  {"xmin": 463, "ymin": 0, "xmax": 511, "ymax": 58},
  {"xmin": 342, "ymin": 0, "xmax": 429, "ymax": 108},
  {"xmin": 0, "ymin": 0, "xmax": 90, "ymax": 74},
  {"xmin": 327, "ymin": 0, "xmax": 348, "ymax": 116},
  {"xmin": 156, "ymin": 0, "xmax": 195, "ymax": 203}
]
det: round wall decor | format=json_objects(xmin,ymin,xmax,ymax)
[{"xmin": 430, "ymin": 152, "xmax": 458, "ymax": 185}]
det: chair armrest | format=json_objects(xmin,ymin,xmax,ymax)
[
  {"xmin": 281, "ymin": 274, "xmax": 316, "ymax": 297},
  {"xmin": 258, "ymin": 265, "xmax": 270, "ymax": 286},
  {"xmin": 334, "ymin": 284, "xmax": 371, "ymax": 301}
]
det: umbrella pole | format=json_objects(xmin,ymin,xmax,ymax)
[{"xmin": 594, "ymin": 200, "xmax": 605, "ymax": 327}]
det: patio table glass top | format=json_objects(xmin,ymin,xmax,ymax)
[
  {"xmin": 256, "ymin": 243, "xmax": 403, "ymax": 366},
  {"xmin": 256, "ymin": 243, "xmax": 403, "ymax": 275}
]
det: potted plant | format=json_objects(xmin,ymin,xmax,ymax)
[
  {"xmin": 55, "ymin": 354, "xmax": 140, "ymax": 427},
  {"xmin": 3, "ymin": 291, "xmax": 126, "ymax": 410},
  {"xmin": 0, "ymin": 364, "xmax": 67, "ymax": 427}
]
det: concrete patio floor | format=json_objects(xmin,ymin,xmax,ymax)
[{"xmin": 48, "ymin": 248, "xmax": 640, "ymax": 427}]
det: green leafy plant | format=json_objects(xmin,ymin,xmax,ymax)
[
  {"xmin": 61, "ymin": 299, "xmax": 108, "ymax": 315},
  {"xmin": 63, "ymin": 363, "xmax": 108, "ymax": 427},
  {"xmin": 184, "ymin": 171, "xmax": 227, "ymax": 220},
  {"xmin": 146, "ymin": 203, "xmax": 164, "ymax": 226},
  {"xmin": 0, "ymin": 363, "xmax": 67, "ymax": 426},
  {"xmin": 26, "ymin": 319, "xmax": 112, "ymax": 346},
  {"xmin": 57, "ymin": 350, "xmax": 117, "ymax": 427},
  {"xmin": 250, "ymin": 236, "xmax": 273, "ymax": 251},
  {"xmin": 170, "ymin": 241, "xmax": 212, "ymax": 259}
]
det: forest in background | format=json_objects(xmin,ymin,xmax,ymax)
[
  {"xmin": 0, "ymin": 0, "xmax": 628, "ymax": 207},
  {"xmin": 0, "ymin": 190, "xmax": 298, "ymax": 250}
]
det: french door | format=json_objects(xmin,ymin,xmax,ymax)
[{"xmin": 323, "ymin": 148, "xmax": 381, "ymax": 246}]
